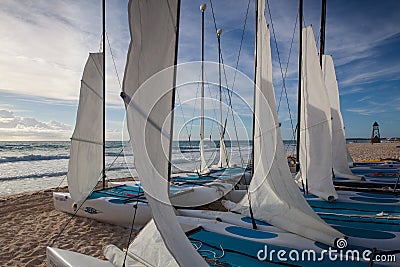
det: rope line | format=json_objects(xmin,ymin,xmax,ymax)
[
  {"xmin": 122, "ymin": 187, "xmax": 141, "ymax": 266},
  {"xmin": 50, "ymin": 141, "xmax": 130, "ymax": 246},
  {"xmin": 266, "ymin": 0, "xmax": 297, "ymax": 149},
  {"xmin": 209, "ymin": 0, "xmax": 248, "ymax": 169},
  {"xmin": 106, "ymin": 32, "xmax": 122, "ymax": 89},
  {"xmin": 176, "ymin": 90, "xmax": 192, "ymax": 140}
]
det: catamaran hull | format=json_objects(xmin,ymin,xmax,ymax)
[
  {"xmin": 53, "ymin": 192, "xmax": 152, "ymax": 227},
  {"xmin": 54, "ymin": 170, "xmax": 242, "ymax": 227},
  {"xmin": 225, "ymin": 189, "xmax": 400, "ymax": 215},
  {"xmin": 178, "ymin": 210, "xmax": 400, "ymax": 253},
  {"xmin": 109, "ymin": 181, "xmax": 236, "ymax": 208}
]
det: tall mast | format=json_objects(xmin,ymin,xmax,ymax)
[
  {"xmin": 248, "ymin": 0, "xmax": 259, "ymax": 230},
  {"xmin": 200, "ymin": 3, "xmax": 206, "ymax": 172},
  {"xmin": 168, "ymin": 0, "xmax": 181, "ymax": 180},
  {"xmin": 217, "ymin": 28, "xmax": 223, "ymax": 167},
  {"xmin": 319, "ymin": 0, "xmax": 327, "ymax": 67},
  {"xmin": 296, "ymin": 0, "xmax": 305, "ymax": 189},
  {"xmin": 251, "ymin": 0, "xmax": 259, "ymax": 178},
  {"xmin": 102, "ymin": 0, "xmax": 106, "ymax": 189}
]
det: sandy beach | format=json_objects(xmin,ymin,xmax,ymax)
[
  {"xmin": 0, "ymin": 190, "xmax": 133, "ymax": 266},
  {"xmin": 0, "ymin": 142, "xmax": 399, "ymax": 266},
  {"xmin": 347, "ymin": 142, "xmax": 400, "ymax": 162}
]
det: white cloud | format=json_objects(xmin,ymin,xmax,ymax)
[
  {"xmin": 0, "ymin": 109, "xmax": 72, "ymax": 141},
  {"xmin": 346, "ymin": 107, "xmax": 384, "ymax": 116},
  {"xmin": 0, "ymin": 0, "xmax": 128, "ymax": 109}
]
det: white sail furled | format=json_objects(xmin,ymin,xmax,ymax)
[
  {"xmin": 295, "ymin": 26, "xmax": 338, "ymax": 201},
  {"xmin": 347, "ymin": 148, "xmax": 354, "ymax": 167},
  {"xmin": 217, "ymin": 90, "xmax": 229, "ymax": 168},
  {"xmin": 199, "ymin": 87, "xmax": 210, "ymax": 173},
  {"xmin": 322, "ymin": 55, "xmax": 360, "ymax": 180},
  {"xmin": 199, "ymin": 138, "xmax": 210, "ymax": 174},
  {"xmin": 104, "ymin": 220, "xmax": 178, "ymax": 266},
  {"xmin": 217, "ymin": 135, "xmax": 229, "ymax": 168},
  {"xmin": 121, "ymin": 0, "xmax": 206, "ymax": 266},
  {"xmin": 225, "ymin": 2, "xmax": 344, "ymax": 247},
  {"xmin": 68, "ymin": 52, "xmax": 103, "ymax": 204}
]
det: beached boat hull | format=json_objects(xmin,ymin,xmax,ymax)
[
  {"xmin": 305, "ymin": 191, "xmax": 400, "ymax": 216},
  {"xmin": 333, "ymin": 175, "xmax": 399, "ymax": 189},
  {"xmin": 352, "ymin": 162, "xmax": 400, "ymax": 169},
  {"xmin": 47, "ymin": 213, "xmax": 397, "ymax": 267},
  {"xmin": 109, "ymin": 180, "xmax": 236, "ymax": 208},
  {"xmin": 46, "ymin": 247, "xmax": 114, "ymax": 267},
  {"xmin": 54, "ymin": 169, "xmax": 246, "ymax": 226},
  {"xmin": 178, "ymin": 210, "xmax": 400, "ymax": 252},
  {"xmin": 178, "ymin": 215, "xmax": 396, "ymax": 266},
  {"xmin": 53, "ymin": 190, "xmax": 151, "ymax": 227},
  {"xmin": 225, "ymin": 189, "xmax": 400, "ymax": 217}
]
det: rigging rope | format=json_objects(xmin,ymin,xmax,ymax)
[
  {"xmin": 176, "ymin": 90, "xmax": 192, "ymax": 141},
  {"xmin": 106, "ymin": 32, "xmax": 122, "ymax": 89},
  {"xmin": 204, "ymin": 72, "xmax": 220, "ymax": 139},
  {"xmin": 231, "ymin": 0, "xmax": 251, "ymax": 91},
  {"xmin": 189, "ymin": 79, "xmax": 201, "ymax": 140},
  {"xmin": 122, "ymin": 187, "xmax": 141, "ymax": 267},
  {"xmin": 266, "ymin": 0, "xmax": 297, "ymax": 150},
  {"xmin": 189, "ymin": 236, "xmax": 297, "ymax": 266},
  {"xmin": 210, "ymin": 0, "xmax": 255, "ymax": 229},
  {"xmin": 209, "ymin": 0, "xmax": 249, "ymax": 169},
  {"xmin": 50, "ymin": 141, "xmax": 131, "ymax": 245}
]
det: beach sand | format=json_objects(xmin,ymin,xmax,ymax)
[
  {"xmin": 0, "ymin": 142, "xmax": 399, "ymax": 266},
  {"xmin": 347, "ymin": 142, "xmax": 400, "ymax": 162},
  {"xmin": 0, "ymin": 190, "xmax": 133, "ymax": 266}
]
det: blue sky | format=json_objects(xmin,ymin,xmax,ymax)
[{"xmin": 0, "ymin": 0, "xmax": 399, "ymax": 141}]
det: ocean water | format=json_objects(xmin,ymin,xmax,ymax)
[{"xmin": 0, "ymin": 140, "xmax": 296, "ymax": 196}]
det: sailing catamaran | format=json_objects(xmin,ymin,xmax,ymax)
[
  {"xmin": 295, "ymin": 0, "xmax": 399, "ymax": 193},
  {"xmin": 46, "ymin": 0, "xmax": 399, "ymax": 266},
  {"xmin": 117, "ymin": 0, "xmax": 397, "ymax": 265},
  {"xmin": 52, "ymin": 0, "xmax": 246, "ymax": 227}
]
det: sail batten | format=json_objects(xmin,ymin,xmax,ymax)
[
  {"xmin": 68, "ymin": 52, "xmax": 104, "ymax": 204},
  {"xmin": 81, "ymin": 80, "xmax": 103, "ymax": 100}
]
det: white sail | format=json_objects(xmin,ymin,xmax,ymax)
[
  {"xmin": 199, "ymin": 138, "xmax": 210, "ymax": 173},
  {"xmin": 322, "ymin": 55, "xmax": 360, "ymax": 180},
  {"xmin": 104, "ymin": 220, "xmax": 178, "ymax": 266},
  {"xmin": 217, "ymin": 135, "xmax": 229, "ymax": 168},
  {"xmin": 217, "ymin": 86, "xmax": 229, "ymax": 168},
  {"xmin": 121, "ymin": 0, "xmax": 206, "ymax": 266},
  {"xmin": 68, "ymin": 52, "xmax": 103, "ymax": 204},
  {"xmin": 199, "ymin": 66, "xmax": 210, "ymax": 174},
  {"xmin": 226, "ymin": 2, "xmax": 343, "ymax": 247},
  {"xmin": 295, "ymin": 26, "xmax": 338, "ymax": 201},
  {"xmin": 347, "ymin": 148, "xmax": 354, "ymax": 167}
]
